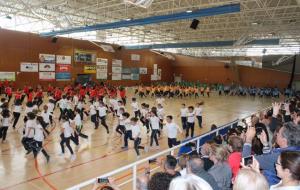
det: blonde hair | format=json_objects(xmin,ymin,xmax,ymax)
[
  {"xmin": 210, "ymin": 144, "xmax": 229, "ymax": 162},
  {"xmin": 233, "ymin": 169, "xmax": 269, "ymax": 190},
  {"xmin": 169, "ymin": 174, "xmax": 212, "ymax": 190}
]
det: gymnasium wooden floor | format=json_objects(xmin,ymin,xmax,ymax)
[{"xmin": 0, "ymin": 90, "xmax": 273, "ymax": 190}]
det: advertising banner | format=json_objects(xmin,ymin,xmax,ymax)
[
  {"xmin": 56, "ymin": 64, "xmax": 71, "ymax": 72},
  {"xmin": 39, "ymin": 63, "xmax": 55, "ymax": 72},
  {"xmin": 131, "ymin": 73, "xmax": 140, "ymax": 80},
  {"xmin": 39, "ymin": 72, "xmax": 55, "ymax": 81},
  {"xmin": 56, "ymin": 55, "xmax": 71, "ymax": 64},
  {"xmin": 20, "ymin": 63, "xmax": 38, "ymax": 72},
  {"xmin": 131, "ymin": 54, "xmax": 140, "ymax": 61},
  {"xmin": 139, "ymin": 67, "xmax": 147, "ymax": 74},
  {"xmin": 112, "ymin": 73, "xmax": 121, "ymax": 80},
  {"xmin": 39, "ymin": 54, "xmax": 55, "ymax": 63},
  {"xmin": 112, "ymin": 59, "xmax": 122, "ymax": 67},
  {"xmin": 56, "ymin": 72, "xmax": 71, "ymax": 81},
  {"xmin": 84, "ymin": 65, "xmax": 97, "ymax": 74},
  {"xmin": 0, "ymin": 72, "xmax": 15, "ymax": 81},
  {"xmin": 96, "ymin": 58, "xmax": 108, "ymax": 65}
]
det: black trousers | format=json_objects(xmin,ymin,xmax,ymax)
[
  {"xmin": 168, "ymin": 138, "xmax": 180, "ymax": 148},
  {"xmin": 0, "ymin": 126, "xmax": 8, "ymax": 141},
  {"xmin": 100, "ymin": 116, "xmax": 109, "ymax": 133},
  {"xmin": 124, "ymin": 130, "xmax": 134, "ymax": 147},
  {"xmin": 22, "ymin": 137, "xmax": 34, "ymax": 151},
  {"xmin": 134, "ymin": 138, "xmax": 144, "ymax": 156},
  {"xmin": 60, "ymin": 135, "xmax": 74, "ymax": 154},
  {"xmin": 196, "ymin": 116, "xmax": 202, "ymax": 128},
  {"xmin": 76, "ymin": 125, "xmax": 88, "ymax": 139},
  {"xmin": 91, "ymin": 114, "xmax": 99, "ymax": 129},
  {"xmin": 186, "ymin": 122, "xmax": 195, "ymax": 138},
  {"xmin": 134, "ymin": 110, "xmax": 141, "ymax": 119},
  {"xmin": 12, "ymin": 112, "xmax": 21, "ymax": 129},
  {"xmin": 150, "ymin": 129, "xmax": 159, "ymax": 146},
  {"xmin": 33, "ymin": 141, "xmax": 49, "ymax": 159},
  {"xmin": 181, "ymin": 117, "xmax": 187, "ymax": 130},
  {"xmin": 116, "ymin": 125, "xmax": 125, "ymax": 135}
]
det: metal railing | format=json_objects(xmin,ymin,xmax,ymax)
[{"xmin": 67, "ymin": 106, "xmax": 272, "ymax": 190}]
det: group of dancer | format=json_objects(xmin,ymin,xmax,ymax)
[
  {"xmin": 133, "ymin": 82, "xmax": 293, "ymax": 99},
  {"xmin": 0, "ymin": 80, "xmax": 289, "ymax": 162},
  {"xmin": 0, "ymin": 82, "xmax": 206, "ymax": 162}
]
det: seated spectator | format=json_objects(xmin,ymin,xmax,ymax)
[
  {"xmin": 163, "ymin": 155, "xmax": 181, "ymax": 177},
  {"xmin": 233, "ymin": 169, "xmax": 269, "ymax": 190},
  {"xmin": 228, "ymin": 136, "xmax": 243, "ymax": 180},
  {"xmin": 148, "ymin": 172, "xmax": 173, "ymax": 190},
  {"xmin": 186, "ymin": 154, "xmax": 219, "ymax": 190},
  {"xmin": 271, "ymin": 151, "xmax": 300, "ymax": 190},
  {"xmin": 208, "ymin": 144, "xmax": 232, "ymax": 190},
  {"xmin": 92, "ymin": 177, "xmax": 120, "ymax": 190},
  {"xmin": 200, "ymin": 141, "xmax": 214, "ymax": 171},
  {"xmin": 137, "ymin": 175, "xmax": 149, "ymax": 190},
  {"xmin": 178, "ymin": 153, "xmax": 189, "ymax": 176},
  {"xmin": 169, "ymin": 174, "xmax": 213, "ymax": 190},
  {"xmin": 242, "ymin": 118, "xmax": 300, "ymax": 185}
]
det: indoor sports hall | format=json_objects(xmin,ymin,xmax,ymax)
[{"xmin": 0, "ymin": 0, "xmax": 299, "ymax": 190}]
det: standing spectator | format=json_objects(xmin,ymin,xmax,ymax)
[
  {"xmin": 186, "ymin": 154, "xmax": 219, "ymax": 190},
  {"xmin": 228, "ymin": 136, "xmax": 243, "ymax": 180},
  {"xmin": 147, "ymin": 172, "xmax": 173, "ymax": 190},
  {"xmin": 208, "ymin": 144, "xmax": 232, "ymax": 190},
  {"xmin": 242, "ymin": 122, "xmax": 300, "ymax": 185},
  {"xmin": 169, "ymin": 174, "xmax": 213, "ymax": 190}
]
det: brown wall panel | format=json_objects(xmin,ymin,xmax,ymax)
[
  {"xmin": 172, "ymin": 54, "xmax": 295, "ymax": 89},
  {"xmin": 0, "ymin": 29, "xmax": 173, "ymax": 88}
]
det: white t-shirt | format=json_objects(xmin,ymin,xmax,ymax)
[
  {"xmin": 47, "ymin": 103, "xmax": 55, "ymax": 113},
  {"xmin": 132, "ymin": 124, "xmax": 141, "ymax": 138},
  {"xmin": 157, "ymin": 108, "xmax": 164, "ymax": 120},
  {"xmin": 41, "ymin": 111, "xmax": 50, "ymax": 124},
  {"xmin": 117, "ymin": 105, "xmax": 125, "ymax": 116},
  {"xmin": 98, "ymin": 106, "xmax": 107, "ymax": 117},
  {"xmin": 58, "ymin": 99, "xmax": 67, "ymax": 109},
  {"xmin": 76, "ymin": 102, "xmax": 83, "ymax": 110},
  {"xmin": 131, "ymin": 102, "xmax": 139, "ymax": 112},
  {"xmin": 187, "ymin": 111, "xmax": 195, "ymax": 123},
  {"xmin": 74, "ymin": 114, "xmax": 82, "ymax": 126},
  {"xmin": 124, "ymin": 118, "xmax": 132, "ymax": 131},
  {"xmin": 150, "ymin": 116, "xmax": 160, "ymax": 130},
  {"xmin": 195, "ymin": 107, "xmax": 202, "ymax": 116},
  {"xmin": 90, "ymin": 105, "xmax": 97, "ymax": 115},
  {"xmin": 109, "ymin": 99, "xmax": 118, "ymax": 110},
  {"xmin": 180, "ymin": 108, "xmax": 188, "ymax": 117},
  {"xmin": 25, "ymin": 119, "xmax": 36, "ymax": 138},
  {"xmin": 93, "ymin": 101, "xmax": 100, "ymax": 109},
  {"xmin": 119, "ymin": 115, "xmax": 125, "ymax": 125},
  {"xmin": 1, "ymin": 117, "xmax": 10, "ymax": 127},
  {"xmin": 34, "ymin": 124, "xmax": 44, "ymax": 142},
  {"xmin": 25, "ymin": 106, "xmax": 33, "ymax": 114},
  {"xmin": 141, "ymin": 108, "xmax": 148, "ymax": 117},
  {"xmin": 13, "ymin": 105, "xmax": 22, "ymax": 113},
  {"xmin": 62, "ymin": 121, "xmax": 73, "ymax": 138},
  {"xmin": 165, "ymin": 122, "xmax": 179, "ymax": 138},
  {"xmin": 73, "ymin": 95, "xmax": 79, "ymax": 105}
]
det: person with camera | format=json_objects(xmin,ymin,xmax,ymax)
[{"xmin": 242, "ymin": 121, "xmax": 300, "ymax": 186}]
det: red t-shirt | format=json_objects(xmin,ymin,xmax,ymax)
[
  {"xmin": 28, "ymin": 92, "xmax": 34, "ymax": 102},
  {"xmin": 5, "ymin": 87, "xmax": 12, "ymax": 96},
  {"xmin": 15, "ymin": 91, "xmax": 22, "ymax": 100},
  {"xmin": 119, "ymin": 90, "xmax": 126, "ymax": 98},
  {"xmin": 228, "ymin": 152, "xmax": 242, "ymax": 180}
]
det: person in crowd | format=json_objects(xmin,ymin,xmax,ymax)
[
  {"xmin": 169, "ymin": 174, "xmax": 213, "ymax": 190},
  {"xmin": 162, "ymin": 155, "xmax": 181, "ymax": 178},
  {"xmin": 242, "ymin": 121, "xmax": 300, "ymax": 185},
  {"xmin": 186, "ymin": 106, "xmax": 195, "ymax": 138},
  {"xmin": 228, "ymin": 136, "xmax": 243, "ymax": 180},
  {"xmin": 131, "ymin": 117, "xmax": 147, "ymax": 159},
  {"xmin": 11, "ymin": 99, "xmax": 22, "ymax": 129},
  {"xmin": 179, "ymin": 103, "xmax": 188, "ymax": 130},
  {"xmin": 200, "ymin": 141, "xmax": 215, "ymax": 171},
  {"xmin": 178, "ymin": 153, "xmax": 189, "ymax": 176},
  {"xmin": 208, "ymin": 144, "xmax": 232, "ymax": 190},
  {"xmin": 233, "ymin": 168, "xmax": 269, "ymax": 190},
  {"xmin": 187, "ymin": 154, "xmax": 220, "ymax": 190},
  {"xmin": 271, "ymin": 151, "xmax": 300, "ymax": 190},
  {"xmin": 147, "ymin": 172, "xmax": 173, "ymax": 190},
  {"xmin": 59, "ymin": 115, "xmax": 76, "ymax": 161}
]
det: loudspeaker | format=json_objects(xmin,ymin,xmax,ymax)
[
  {"xmin": 51, "ymin": 37, "xmax": 58, "ymax": 43},
  {"xmin": 117, "ymin": 46, "xmax": 122, "ymax": 50},
  {"xmin": 190, "ymin": 19, "xmax": 199, "ymax": 29}
]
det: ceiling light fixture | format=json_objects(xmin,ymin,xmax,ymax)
[
  {"xmin": 125, "ymin": 18, "xmax": 132, "ymax": 21},
  {"xmin": 186, "ymin": 10, "xmax": 192, "ymax": 13}
]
